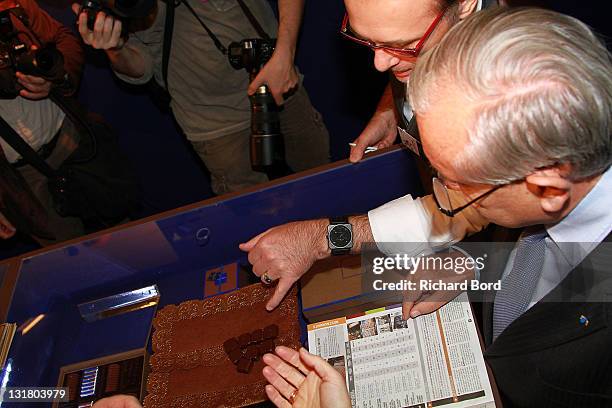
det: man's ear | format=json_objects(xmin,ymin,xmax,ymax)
[
  {"xmin": 457, "ymin": 0, "xmax": 480, "ymax": 21},
  {"xmin": 525, "ymin": 167, "xmax": 572, "ymax": 214}
]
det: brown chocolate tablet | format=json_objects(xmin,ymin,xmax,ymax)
[
  {"xmin": 260, "ymin": 339, "xmax": 275, "ymax": 355},
  {"xmin": 223, "ymin": 338, "xmax": 239, "ymax": 354},
  {"xmin": 245, "ymin": 344, "xmax": 260, "ymax": 361},
  {"xmin": 250, "ymin": 328, "xmax": 264, "ymax": 343},
  {"xmin": 252, "ymin": 345, "xmax": 261, "ymax": 360},
  {"xmin": 228, "ymin": 348, "xmax": 242, "ymax": 364},
  {"xmin": 236, "ymin": 357, "xmax": 253, "ymax": 374},
  {"xmin": 263, "ymin": 324, "xmax": 279, "ymax": 339},
  {"xmin": 238, "ymin": 333, "xmax": 251, "ymax": 348}
]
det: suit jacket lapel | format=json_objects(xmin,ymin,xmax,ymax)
[{"xmin": 485, "ymin": 234, "xmax": 612, "ymax": 357}]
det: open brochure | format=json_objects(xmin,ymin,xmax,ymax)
[{"xmin": 307, "ymin": 293, "xmax": 496, "ymax": 408}]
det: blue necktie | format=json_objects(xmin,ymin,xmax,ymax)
[{"xmin": 493, "ymin": 227, "xmax": 548, "ymax": 340}]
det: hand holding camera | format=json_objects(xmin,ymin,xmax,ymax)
[
  {"xmin": 77, "ymin": 0, "xmax": 155, "ymax": 32},
  {"xmin": 247, "ymin": 46, "xmax": 298, "ymax": 106},
  {"xmin": 229, "ymin": 38, "xmax": 286, "ymax": 171},
  {"xmin": 13, "ymin": 58, "xmax": 51, "ymax": 101},
  {"xmin": 1, "ymin": 11, "xmax": 67, "ymax": 99},
  {"xmin": 72, "ymin": 4, "xmax": 125, "ymax": 51}
]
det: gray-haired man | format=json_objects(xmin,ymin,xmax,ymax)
[{"xmin": 260, "ymin": 7, "xmax": 612, "ymax": 407}]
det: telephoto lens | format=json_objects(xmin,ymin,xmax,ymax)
[{"xmin": 250, "ymin": 84, "xmax": 285, "ymax": 171}]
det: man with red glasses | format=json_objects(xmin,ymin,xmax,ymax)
[
  {"xmin": 346, "ymin": 0, "xmax": 500, "ymax": 260},
  {"xmin": 240, "ymin": 0, "xmax": 498, "ymax": 312},
  {"xmin": 346, "ymin": 0, "xmax": 495, "ymax": 159}
]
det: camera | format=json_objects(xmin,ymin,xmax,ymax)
[
  {"xmin": 228, "ymin": 38, "xmax": 275, "ymax": 74},
  {"xmin": 228, "ymin": 38, "xmax": 285, "ymax": 171},
  {"xmin": 81, "ymin": 0, "xmax": 156, "ymax": 31},
  {"xmin": 0, "ymin": 11, "xmax": 66, "ymax": 99}
]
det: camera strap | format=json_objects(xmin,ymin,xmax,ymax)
[
  {"xmin": 175, "ymin": 0, "xmax": 271, "ymax": 57},
  {"xmin": 161, "ymin": 0, "xmax": 271, "ymax": 95},
  {"xmin": 0, "ymin": 93, "xmax": 97, "ymax": 177},
  {"xmin": 161, "ymin": 0, "xmax": 176, "ymax": 88},
  {"xmin": 235, "ymin": 0, "xmax": 270, "ymax": 40},
  {"xmin": 180, "ymin": 0, "xmax": 227, "ymax": 55},
  {"xmin": 0, "ymin": 115, "xmax": 58, "ymax": 179}
]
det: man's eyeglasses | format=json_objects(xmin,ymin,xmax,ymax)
[
  {"xmin": 340, "ymin": 7, "xmax": 448, "ymax": 59},
  {"xmin": 432, "ymin": 177, "xmax": 504, "ymax": 218},
  {"xmin": 400, "ymin": 128, "xmax": 505, "ymax": 218}
]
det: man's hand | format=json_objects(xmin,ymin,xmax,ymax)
[
  {"xmin": 263, "ymin": 346, "xmax": 351, "ymax": 408},
  {"xmin": 17, "ymin": 45, "xmax": 53, "ymax": 100},
  {"xmin": 248, "ymin": 48, "xmax": 299, "ymax": 106},
  {"xmin": 401, "ymin": 249, "xmax": 476, "ymax": 319},
  {"xmin": 0, "ymin": 212, "xmax": 16, "ymax": 239},
  {"xmin": 240, "ymin": 220, "xmax": 329, "ymax": 311},
  {"xmin": 349, "ymin": 108, "xmax": 397, "ymax": 163},
  {"xmin": 17, "ymin": 72, "xmax": 52, "ymax": 100},
  {"xmin": 72, "ymin": 4, "xmax": 124, "ymax": 50},
  {"xmin": 92, "ymin": 395, "xmax": 142, "ymax": 408}
]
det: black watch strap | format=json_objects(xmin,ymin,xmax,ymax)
[
  {"xmin": 330, "ymin": 216, "xmax": 349, "ymax": 225},
  {"xmin": 331, "ymin": 247, "xmax": 351, "ymax": 256}
]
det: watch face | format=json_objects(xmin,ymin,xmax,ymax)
[{"xmin": 330, "ymin": 225, "xmax": 352, "ymax": 248}]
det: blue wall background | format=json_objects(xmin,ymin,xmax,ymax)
[
  {"xmin": 1, "ymin": 0, "xmax": 388, "ymax": 258},
  {"xmin": 1, "ymin": 0, "xmax": 609, "ymax": 259}
]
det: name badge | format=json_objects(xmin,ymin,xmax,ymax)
[{"xmin": 397, "ymin": 126, "xmax": 420, "ymax": 157}]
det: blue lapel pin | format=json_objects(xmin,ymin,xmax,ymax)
[{"xmin": 579, "ymin": 315, "xmax": 589, "ymax": 327}]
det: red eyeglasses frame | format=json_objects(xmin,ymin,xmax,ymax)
[{"xmin": 340, "ymin": 7, "xmax": 448, "ymax": 58}]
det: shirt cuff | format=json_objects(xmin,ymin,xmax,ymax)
[{"xmin": 368, "ymin": 194, "xmax": 432, "ymax": 256}]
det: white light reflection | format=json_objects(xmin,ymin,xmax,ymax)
[{"xmin": 0, "ymin": 359, "xmax": 13, "ymax": 407}]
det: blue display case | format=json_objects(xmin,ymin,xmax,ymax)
[{"xmin": 0, "ymin": 147, "xmax": 421, "ymax": 404}]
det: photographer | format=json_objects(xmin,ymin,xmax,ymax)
[
  {"xmin": 0, "ymin": 0, "xmax": 85, "ymax": 243},
  {"xmin": 74, "ymin": 0, "xmax": 330, "ymax": 195}
]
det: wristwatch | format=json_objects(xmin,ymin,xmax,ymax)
[{"xmin": 327, "ymin": 216, "xmax": 353, "ymax": 255}]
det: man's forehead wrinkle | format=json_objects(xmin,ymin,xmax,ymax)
[
  {"xmin": 346, "ymin": 0, "xmax": 437, "ymax": 46},
  {"xmin": 348, "ymin": 20, "xmax": 419, "ymax": 47}
]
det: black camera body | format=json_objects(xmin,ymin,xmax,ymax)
[
  {"xmin": 228, "ymin": 38, "xmax": 275, "ymax": 75},
  {"xmin": 81, "ymin": 0, "xmax": 156, "ymax": 31},
  {"xmin": 228, "ymin": 38, "xmax": 285, "ymax": 172},
  {"xmin": 0, "ymin": 10, "xmax": 65, "ymax": 99}
]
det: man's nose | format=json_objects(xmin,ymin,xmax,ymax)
[{"xmin": 373, "ymin": 49, "xmax": 400, "ymax": 72}]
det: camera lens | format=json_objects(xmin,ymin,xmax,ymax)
[
  {"xmin": 34, "ymin": 49, "xmax": 56, "ymax": 72},
  {"xmin": 250, "ymin": 86, "xmax": 284, "ymax": 170}
]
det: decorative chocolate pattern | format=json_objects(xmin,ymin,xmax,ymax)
[
  {"xmin": 151, "ymin": 285, "xmax": 296, "ymax": 355},
  {"xmin": 149, "ymin": 331, "xmax": 298, "ymax": 372},
  {"xmin": 144, "ymin": 284, "xmax": 300, "ymax": 408},
  {"xmin": 145, "ymin": 372, "xmax": 169, "ymax": 401},
  {"xmin": 144, "ymin": 381, "xmax": 267, "ymax": 408},
  {"xmin": 153, "ymin": 285, "xmax": 295, "ymax": 329}
]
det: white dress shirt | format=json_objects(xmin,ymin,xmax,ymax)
[{"xmin": 501, "ymin": 168, "xmax": 612, "ymax": 309}]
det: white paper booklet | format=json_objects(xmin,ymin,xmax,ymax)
[{"xmin": 307, "ymin": 293, "xmax": 496, "ymax": 408}]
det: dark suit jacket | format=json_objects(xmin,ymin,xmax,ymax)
[{"xmin": 478, "ymin": 230, "xmax": 612, "ymax": 407}]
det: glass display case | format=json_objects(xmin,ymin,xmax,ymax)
[{"xmin": 0, "ymin": 148, "xmax": 421, "ymax": 405}]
